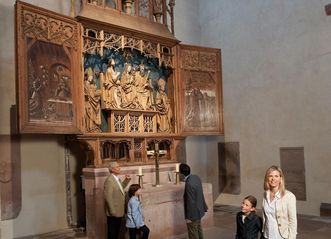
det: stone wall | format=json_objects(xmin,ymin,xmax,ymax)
[{"xmin": 196, "ymin": 0, "xmax": 331, "ymax": 215}]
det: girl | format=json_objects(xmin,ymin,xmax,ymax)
[{"xmin": 126, "ymin": 184, "xmax": 150, "ymax": 239}]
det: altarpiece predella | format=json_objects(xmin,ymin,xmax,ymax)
[{"xmin": 15, "ymin": 0, "xmax": 223, "ymax": 167}]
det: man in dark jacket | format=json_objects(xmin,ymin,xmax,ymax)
[{"xmin": 179, "ymin": 163, "xmax": 208, "ymax": 239}]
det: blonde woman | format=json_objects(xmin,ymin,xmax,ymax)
[{"xmin": 262, "ymin": 165, "xmax": 297, "ymax": 239}]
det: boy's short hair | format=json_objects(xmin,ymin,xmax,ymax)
[
  {"xmin": 244, "ymin": 195, "xmax": 257, "ymax": 208},
  {"xmin": 179, "ymin": 163, "xmax": 190, "ymax": 176}
]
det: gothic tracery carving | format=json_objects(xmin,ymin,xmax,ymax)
[
  {"xmin": 21, "ymin": 9, "xmax": 78, "ymax": 49},
  {"xmin": 83, "ymin": 28, "xmax": 173, "ymax": 68},
  {"xmin": 181, "ymin": 49, "xmax": 217, "ymax": 72}
]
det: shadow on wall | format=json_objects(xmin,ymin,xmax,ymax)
[
  {"xmin": 0, "ymin": 105, "xmax": 22, "ymax": 220},
  {"xmin": 65, "ymin": 139, "xmax": 89, "ymax": 229},
  {"xmin": 218, "ymin": 142, "xmax": 240, "ymax": 195}
]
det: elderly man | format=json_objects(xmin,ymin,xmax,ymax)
[{"xmin": 104, "ymin": 162, "xmax": 131, "ymax": 239}]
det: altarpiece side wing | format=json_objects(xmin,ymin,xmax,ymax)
[
  {"xmin": 16, "ymin": 1, "xmax": 83, "ymax": 134},
  {"xmin": 177, "ymin": 44, "xmax": 223, "ymax": 135}
]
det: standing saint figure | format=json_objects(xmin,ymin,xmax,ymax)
[
  {"xmin": 121, "ymin": 63, "xmax": 140, "ymax": 109},
  {"xmin": 84, "ymin": 67, "xmax": 102, "ymax": 132},
  {"xmin": 29, "ymin": 77, "xmax": 43, "ymax": 117},
  {"xmin": 134, "ymin": 62, "xmax": 152, "ymax": 110},
  {"xmin": 103, "ymin": 59, "xmax": 121, "ymax": 108},
  {"xmin": 155, "ymin": 78, "xmax": 173, "ymax": 133}
]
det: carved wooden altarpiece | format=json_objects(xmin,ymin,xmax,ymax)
[{"xmin": 15, "ymin": 0, "xmax": 223, "ymax": 167}]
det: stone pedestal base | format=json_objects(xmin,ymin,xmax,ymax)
[
  {"xmin": 141, "ymin": 182, "xmax": 213, "ymax": 238},
  {"xmin": 83, "ymin": 164, "xmax": 213, "ymax": 239}
]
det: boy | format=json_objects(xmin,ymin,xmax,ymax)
[{"xmin": 236, "ymin": 195, "xmax": 263, "ymax": 239}]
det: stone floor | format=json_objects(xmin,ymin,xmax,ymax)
[
  {"xmin": 167, "ymin": 205, "xmax": 331, "ymax": 239},
  {"xmin": 26, "ymin": 204, "xmax": 331, "ymax": 239}
]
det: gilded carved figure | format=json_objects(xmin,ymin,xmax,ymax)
[
  {"xmin": 120, "ymin": 63, "xmax": 141, "ymax": 109},
  {"xmin": 84, "ymin": 67, "xmax": 102, "ymax": 132},
  {"xmin": 103, "ymin": 59, "xmax": 121, "ymax": 108},
  {"xmin": 155, "ymin": 78, "xmax": 173, "ymax": 133},
  {"xmin": 134, "ymin": 62, "xmax": 152, "ymax": 110}
]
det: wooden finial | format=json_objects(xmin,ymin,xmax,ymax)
[{"xmin": 70, "ymin": 0, "xmax": 75, "ymax": 17}]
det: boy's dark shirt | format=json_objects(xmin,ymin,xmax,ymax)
[{"xmin": 236, "ymin": 211, "xmax": 263, "ymax": 239}]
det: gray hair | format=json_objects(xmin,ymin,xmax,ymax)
[{"xmin": 108, "ymin": 161, "xmax": 119, "ymax": 171}]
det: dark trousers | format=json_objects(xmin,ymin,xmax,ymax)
[
  {"xmin": 187, "ymin": 219, "xmax": 203, "ymax": 239},
  {"xmin": 107, "ymin": 216, "xmax": 123, "ymax": 239},
  {"xmin": 128, "ymin": 225, "xmax": 150, "ymax": 239}
]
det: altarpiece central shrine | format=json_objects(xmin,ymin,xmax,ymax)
[{"xmin": 14, "ymin": 0, "xmax": 223, "ymax": 238}]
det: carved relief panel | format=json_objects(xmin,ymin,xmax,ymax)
[
  {"xmin": 81, "ymin": 24, "xmax": 176, "ymax": 135},
  {"xmin": 16, "ymin": 1, "xmax": 83, "ymax": 133},
  {"xmin": 176, "ymin": 44, "xmax": 223, "ymax": 135}
]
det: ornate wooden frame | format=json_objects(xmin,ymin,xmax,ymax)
[
  {"xmin": 15, "ymin": 1, "xmax": 83, "ymax": 134},
  {"xmin": 176, "ymin": 44, "xmax": 223, "ymax": 135}
]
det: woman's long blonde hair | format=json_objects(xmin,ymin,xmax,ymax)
[{"xmin": 263, "ymin": 165, "xmax": 286, "ymax": 197}]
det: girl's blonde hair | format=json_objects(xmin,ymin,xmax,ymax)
[{"xmin": 263, "ymin": 165, "xmax": 286, "ymax": 197}]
